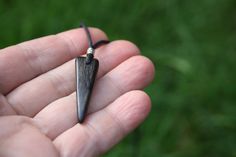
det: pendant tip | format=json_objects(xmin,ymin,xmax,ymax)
[{"xmin": 77, "ymin": 111, "xmax": 85, "ymax": 123}]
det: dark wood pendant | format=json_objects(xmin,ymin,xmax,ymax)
[{"xmin": 75, "ymin": 57, "xmax": 99, "ymax": 123}]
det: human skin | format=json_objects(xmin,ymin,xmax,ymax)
[{"xmin": 0, "ymin": 28, "xmax": 155, "ymax": 157}]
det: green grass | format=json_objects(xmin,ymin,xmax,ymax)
[{"xmin": 1, "ymin": 0, "xmax": 236, "ymax": 156}]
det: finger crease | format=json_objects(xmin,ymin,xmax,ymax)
[
  {"xmin": 105, "ymin": 75, "xmax": 124, "ymax": 96},
  {"xmin": 0, "ymin": 94, "xmax": 18, "ymax": 115},
  {"xmin": 11, "ymin": 101, "xmax": 27, "ymax": 115},
  {"xmin": 103, "ymin": 108, "xmax": 126, "ymax": 137},
  {"xmin": 17, "ymin": 44, "xmax": 44, "ymax": 76},
  {"xmin": 85, "ymin": 122, "xmax": 104, "ymax": 155},
  {"xmin": 47, "ymin": 73, "xmax": 70, "ymax": 98}
]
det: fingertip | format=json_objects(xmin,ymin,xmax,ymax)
[
  {"xmin": 108, "ymin": 90, "xmax": 152, "ymax": 132},
  {"xmin": 95, "ymin": 40, "xmax": 140, "ymax": 61},
  {"xmin": 88, "ymin": 27, "xmax": 109, "ymax": 41},
  {"xmin": 125, "ymin": 56, "xmax": 155, "ymax": 88},
  {"xmin": 121, "ymin": 90, "xmax": 152, "ymax": 129},
  {"xmin": 139, "ymin": 56, "xmax": 156, "ymax": 84},
  {"xmin": 135, "ymin": 90, "xmax": 152, "ymax": 116},
  {"xmin": 111, "ymin": 40, "xmax": 141, "ymax": 55}
]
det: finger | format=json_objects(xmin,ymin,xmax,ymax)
[
  {"xmin": 0, "ymin": 116, "xmax": 58, "ymax": 157},
  {"xmin": 0, "ymin": 28, "xmax": 107, "ymax": 94},
  {"xmin": 53, "ymin": 91, "xmax": 151, "ymax": 157},
  {"xmin": 6, "ymin": 41, "xmax": 140, "ymax": 116},
  {"xmin": 34, "ymin": 56, "xmax": 155, "ymax": 139}
]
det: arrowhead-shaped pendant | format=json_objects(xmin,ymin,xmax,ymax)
[{"xmin": 75, "ymin": 57, "xmax": 99, "ymax": 123}]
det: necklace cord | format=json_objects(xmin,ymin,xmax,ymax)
[{"xmin": 80, "ymin": 22, "xmax": 110, "ymax": 64}]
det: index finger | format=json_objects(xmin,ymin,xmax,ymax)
[{"xmin": 0, "ymin": 28, "xmax": 107, "ymax": 94}]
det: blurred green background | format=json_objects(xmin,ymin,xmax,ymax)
[{"xmin": 0, "ymin": 0, "xmax": 236, "ymax": 156}]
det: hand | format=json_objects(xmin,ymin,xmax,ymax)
[{"xmin": 0, "ymin": 28, "xmax": 155, "ymax": 157}]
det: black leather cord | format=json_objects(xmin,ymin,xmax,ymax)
[
  {"xmin": 92, "ymin": 40, "xmax": 110, "ymax": 49},
  {"xmin": 80, "ymin": 22, "xmax": 110, "ymax": 64},
  {"xmin": 80, "ymin": 22, "xmax": 93, "ymax": 48}
]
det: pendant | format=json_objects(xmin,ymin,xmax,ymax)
[
  {"xmin": 75, "ymin": 56, "xmax": 99, "ymax": 123},
  {"xmin": 76, "ymin": 22, "xmax": 109, "ymax": 123}
]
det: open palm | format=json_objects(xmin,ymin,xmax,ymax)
[{"xmin": 0, "ymin": 28, "xmax": 154, "ymax": 157}]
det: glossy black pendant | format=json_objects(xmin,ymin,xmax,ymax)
[{"xmin": 75, "ymin": 57, "xmax": 99, "ymax": 123}]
